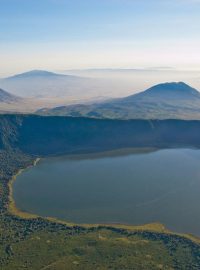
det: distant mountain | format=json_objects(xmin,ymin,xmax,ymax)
[
  {"xmin": 122, "ymin": 82, "xmax": 200, "ymax": 102},
  {"xmin": 37, "ymin": 82, "xmax": 200, "ymax": 120},
  {"xmin": 0, "ymin": 69, "xmax": 155, "ymax": 101},
  {"xmin": 0, "ymin": 70, "xmax": 92, "ymax": 98},
  {"xmin": 0, "ymin": 88, "xmax": 21, "ymax": 103},
  {"xmin": 4, "ymin": 70, "xmax": 76, "ymax": 80}
]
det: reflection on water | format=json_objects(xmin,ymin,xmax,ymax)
[{"xmin": 13, "ymin": 148, "xmax": 200, "ymax": 236}]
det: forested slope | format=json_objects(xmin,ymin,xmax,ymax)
[{"xmin": 1, "ymin": 115, "xmax": 200, "ymax": 155}]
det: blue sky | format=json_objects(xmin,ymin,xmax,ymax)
[{"xmin": 1, "ymin": 0, "xmax": 200, "ymax": 75}]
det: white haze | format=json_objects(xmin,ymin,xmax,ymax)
[
  {"xmin": 61, "ymin": 69, "xmax": 200, "ymax": 96},
  {"xmin": 0, "ymin": 69, "xmax": 200, "ymax": 105}
]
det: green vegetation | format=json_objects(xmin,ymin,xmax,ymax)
[
  {"xmin": 0, "ymin": 115, "xmax": 200, "ymax": 269},
  {"xmin": 2, "ymin": 114, "xmax": 200, "ymax": 155}
]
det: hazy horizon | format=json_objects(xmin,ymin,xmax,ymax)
[
  {"xmin": 1, "ymin": 68, "xmax": 200, "ymax": 100},
  {"xmin": 1, "ymin": 0, "xmax": 200, "ymax": 79},
  {"xmin": 1, "ymin": 0, "xmax": 200, "ymax": 107}
]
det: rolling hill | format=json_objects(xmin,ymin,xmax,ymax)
[{"xmin": 37, "ymin": 82, "xmax": 200, "ymax": 120}]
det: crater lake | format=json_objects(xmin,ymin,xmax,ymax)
[{"xmin": 13, "ymin": 148, "xmax": 200, "ymax": 236}]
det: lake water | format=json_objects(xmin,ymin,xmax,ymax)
[{"xmin": 13, "ymin": 149, "xmax": 200, "ymax": 236}]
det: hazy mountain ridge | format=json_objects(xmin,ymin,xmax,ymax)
[
  {"xmin": 4, "ymin": 70, "xmax": 82, "ymax": 80},
  {"xmin": 37, "ymin": 82, "xmax": 200, "ymax": 120},
  {"xmin": 0, "ymin": 70, "xmax": 92, "ymax": 98},
  {"xmin": 121, "ymin": 82, "xmax": 200, "ymax": 101},
  {"xmin": 0, "ymin": 88, "xmax": 22, "ymax": 103}
]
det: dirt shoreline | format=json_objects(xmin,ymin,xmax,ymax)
[{"xmin": 8, "ymin": 157, "xmax": 41, "ymax": 219}]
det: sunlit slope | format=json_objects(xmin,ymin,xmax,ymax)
[{"xmin": 38, "ymin": 82, "xmax": 200, "ymax": 120}]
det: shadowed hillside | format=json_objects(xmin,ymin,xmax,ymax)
[
  {"xmin": 1, "ymin": 115, "xmax": 200, "ymax": 155},
  {"xmin": 0, "ymin": 88, "xmax": 22, "ymax": 103}
]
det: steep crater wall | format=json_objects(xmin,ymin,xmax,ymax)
[{"xmin": 1, "ymin": 115, "xmax": 200, "ymax": 155}]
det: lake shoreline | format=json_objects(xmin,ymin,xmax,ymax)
[
  {"xmin": 8, "ymin": 148, "xmax": 200, "ymax": 245},
  {"xmin": 8, "ymin": 157, "xmax": 41, "ymax": 219}
]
